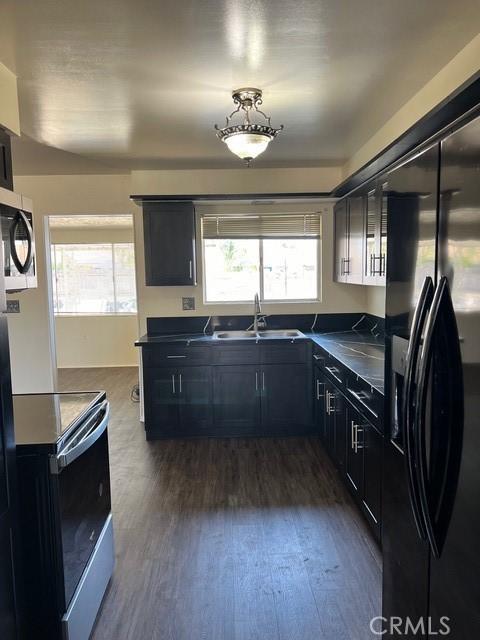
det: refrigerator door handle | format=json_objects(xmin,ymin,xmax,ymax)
[
  {"xmin": 414, "ymin": 276, "xmax": 464, "ymax": 558},
  {"xmin": 402, "ymin": 276, "xmax": 434, "ymax": 540}
]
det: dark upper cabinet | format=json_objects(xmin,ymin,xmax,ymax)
[
  {"xmin": 333, "ymin": 186, "xmax": 387, "ymax": 287},
  {"xmin": 143, "ymin": 201, "xmax": 197, "ymax": 286},
  {"xmin": 334, "ymin": 199, "xmax": 349, "ymax": 283},
  {"xmin": 347, "ymin": 197, "xmax": 365, "ymax": 284},
  {"xmin": 363, "ymin": 185, "xmax": 386, "ymax": 285},
  {"xmin": 212, "ymin": 365, "xmax": 260, "ymax": 433},
  {"xmin": 0, "ymin": 129, "xmax": 13, "ymax": 192},
  {"xmin": 261, "ymin": 363, "xmax": 311, "ymax": 432}
]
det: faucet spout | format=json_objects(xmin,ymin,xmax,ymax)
[{"xmin": 253, "ymin": 293, "xmax": 262, "ymax": 332}]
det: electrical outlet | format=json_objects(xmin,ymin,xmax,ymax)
[
  {"xmin": 6, "ymin": 300, "xmax": 20, "ymax": 313},
  {"xmin": 182, "ymin": 297, "xmax": 195, "ymax": 311}
]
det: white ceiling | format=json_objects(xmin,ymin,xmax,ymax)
[{"xmin": 1, "ymin": 0, "xmax": 479, "ymax": 174}]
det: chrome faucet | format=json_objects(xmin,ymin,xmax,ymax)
[{"xmin": 253, "ymin": 293, "xmax": 266, "ymax": 331}]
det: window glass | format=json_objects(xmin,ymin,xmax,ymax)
[
  {"xmin": 263, "ymin": 239, "xmax": 317, "ymax": 300},
  {"xmin": 204, "ymin": 239, "xmax": 260, "ymax": 302},
  {"xmin": 51, "ymin": 243, "xmax": 137, "ymax": 314}
]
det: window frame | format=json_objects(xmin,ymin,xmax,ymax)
[
  {"xmin": 201, "ymin": 235, "xmax": 322, "ymax": 305},
  {"xmin": 51, "ymin": 242, "xmax": 138, "ymax": 316}
]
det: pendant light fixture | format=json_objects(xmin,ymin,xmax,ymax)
[{"xmin": 215, "ymin": 88, "xmax": 283, "ymax": 166}]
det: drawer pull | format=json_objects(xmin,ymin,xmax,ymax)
[
  {"xmin": 167, "ymin": 355, "xmax": 187, "ymax": 359},
  {"xmin": 325, "ymin": 366, "xmax": 342, "ymax": 384},
  {"xmin": 347, "ymin": 387, "xmax": 378, "ymax": 419},
  {"xmin": 313, "ymin": 354, "xmax": 323, "ymax": 361}
]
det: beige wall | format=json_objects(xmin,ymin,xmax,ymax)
[
  {"xmin": 344, "ymin": 34, "xmax": 480, "ymax": 178},
  {"xmin": 366, "ymin": 286, "xmax": 386, "ymax": 319},
  {"xmin": 9, "ymin": 174, "xmax": 134, "ymax": 393},
  {"xmin": 0, "ymin": 61, "xmax": 20, "ymax": 135},
  {"xmin": 55, "ymin": 315, "xmax": 138, "ymax": 368}
]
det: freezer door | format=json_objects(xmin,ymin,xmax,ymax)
[{"xmin": 428, "ymin": 113, "xmax": 480, "ymax": 637}]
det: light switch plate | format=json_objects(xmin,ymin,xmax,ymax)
[
  {"xmin": 6, "ymin": 300, "xmax": 20, "ymax": 313},
  {"xmin": 182, "ymin": 297, "xmax": 195, "ymax": 311}
]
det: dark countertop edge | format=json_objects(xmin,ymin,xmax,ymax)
[{"xmin": 135, "ymin": 331, "xmax": 385, "ymax": 396}]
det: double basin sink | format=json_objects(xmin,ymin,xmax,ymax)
[{"xmin": 213, "ymin": 329, "xmax": 305, "ymax": 340}]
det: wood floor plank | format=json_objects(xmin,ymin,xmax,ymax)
[{"xmin": 57, "ymin": 367, "xmax": 382, "ymax": 640}]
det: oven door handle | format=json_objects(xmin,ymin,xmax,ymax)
[{"xmin": 51, "ymin": 401, "xmax": 110, "ymax": 473}]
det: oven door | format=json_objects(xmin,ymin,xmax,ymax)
[{"xmin": 52, "ymin": 401, "xmax": 112, "ymax": 609}]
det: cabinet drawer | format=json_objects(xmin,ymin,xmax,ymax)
[
  {"xmin": 212, "ymin": 345, "xmax": 259, "ymax": 365},
  {"xmin": 345, "ymin": 375, "xmax": 382, "ymax": 426},
  {"xmin": 143, "ymin": 345, "xmax": 211, "ymax": 367},
  {"xmin": 260, "ymin": 342, "xmax": 308, "ymax": 364}
]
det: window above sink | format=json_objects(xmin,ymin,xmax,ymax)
[{"xmin": 201, "ymin": 212, "xmax": 321, "ymax": 304}]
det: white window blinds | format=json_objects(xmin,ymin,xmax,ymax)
[{"xmin": 201, "ymin": 213, "xmax": 321, "ymax": 239}]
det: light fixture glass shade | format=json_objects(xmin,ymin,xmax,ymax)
[{"xmin": 223, "ymin": 132, "xmax": 271, "ymax": 160}]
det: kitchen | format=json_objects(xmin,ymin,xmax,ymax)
[{"xmin": 0, "ymin": 2, "xmax": 479, "ymax": 639}]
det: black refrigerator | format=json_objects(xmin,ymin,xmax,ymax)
[{"xmin": 383, "ymin": 111, "xmax": 480, "ymax": 637}]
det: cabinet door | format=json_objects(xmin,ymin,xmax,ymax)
[
  {"xmin": 333, "ymin": 389, "xmax": 347, "ymax": 471},
  {"xmin": 177, "ymin": 366, "xmax": 213, "ymax": 432},
  {"xmin": 333, "ymin": 200, "xmax": 349, "ymax": 283},
  {"xmin": 363, "ymin": 186, "xmax": 386, "ymax": 285},
  {"xmin": 261, "ymin": 364, "xmax": 311, "ymax": 432},
  {"xmin": 144, "ymin": 367, "xmax": 178, "ymax": 431},
  {"xmin": 314, "ymin": 370, "xmax": 327, "ymax": 441},
  {"xmin": 0, "ymin": 511, "xmax": 16, "ymax": 640},
  {"xmin": 346, "ymin": 196, "xmax": 364, "ymax": 284},
  {"xmin": 213, "ymin": 366, "xmax": 260, "ymax": 433},
  {"xmin": 363, "ymin": 423, "xmax": 382, "ymax": 532},
  {"xmin": 143, "ymin": 201, "xmax": 196, "ymax": 286},
  {"xmin": 345, "ymin": 405, "xmax": 364, "ymax": 496}
]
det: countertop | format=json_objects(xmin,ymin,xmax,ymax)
[
  {"xmin": 308, "ymin": 331, "xmax": 385, "ymax": 395},
  {"xmin": 135, "ymin": 329, "xmax": 385, "ymax": 395}
]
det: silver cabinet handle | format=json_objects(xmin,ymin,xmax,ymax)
[
  {"xmin": 171, "ymin": 374, "xmax": 175, "ymax": 394},
  {"xmin": 167, "ymin": 355, "xmax": 187, "ymax": 359},
  {"xmin": 354, "ymin": 427, "xmax": 364, "ymax": 453},
  {"xmin": 325, "ymin": 390, "xmax": 330, "ymax": 415},
  {"xmin": 325, "ymin": 366, "xmax": 342, "ymax": 384},
  {"xmin": 262, "ymin": 371, "xmax": 265, "ymax": 392},
  {"xmin": 189, "ymin": 260, "xmax": 193, "ymax": 279},
  {"xmin": 316, "ymin": 380, "xmax": 325, "ymax": 401},
  {"xmin": 328, "ymin": 391, "xmax": 335, "ymax": 414},
  {"xmin": 347, "ymin": 387, "xmax": 378, "ymax": 418},
  {"xmin": 179, "ymin": 373, "xmax": 182, "ymax": 394},
  {"xmin": 255, "ymin": 371, "xmax": 258, "ymax": 391},
  {"xmin": 313, "ymin": 354, "xmax": 322, "ymax": 361},
  {"xmin": 351, "ymin": 420, "xmax": 356, "ymax": 449}
]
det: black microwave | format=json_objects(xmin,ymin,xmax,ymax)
[{"xmin": 0, "ymin": 187, "xmax": 36, "ymax": 291}]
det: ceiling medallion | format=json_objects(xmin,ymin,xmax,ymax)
[{"xmin": 215, "ymin": 88, "xmax": 283, "ymax": 166}]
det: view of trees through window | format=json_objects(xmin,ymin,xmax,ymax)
[
  {"xmin": 51, "ymin": 243, "xmax": 137, "ymax": 314},
  {"xmin": 203, "ymin": 238, "xmax": 318, "ymax": 302}
]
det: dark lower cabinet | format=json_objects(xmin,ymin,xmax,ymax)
[
  {"xmin": 362, "ymin": 421, "xmax": 382, "ymax": 532},
  {"xmin": 345, "ymin": 404, "xmax": 365, "ymax": 496},
  {"xmin": 212, "ymin": 365, "xmax": 260, "ymax": 434},
  {"xmin": 0, "ymin": 510, "xmax": 16, "ymax": 640},
  {"xmin": 144, "ymin": 365, "xmax": 212, "ymax": 437},
  {"xmin": 261, "ymin": 364, "xmax": 311, "ymax": 432},
  {"xmin": 333, "ymin": 390, "xmax": 347, "ymax": 471}
]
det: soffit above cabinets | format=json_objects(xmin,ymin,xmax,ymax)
[{"xmin": 1, "ymin": 0, "xmax": 479, "ymax": 174}]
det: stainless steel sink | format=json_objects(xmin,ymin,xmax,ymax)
[
  {"xmin": 213, "ymin": 329, "xmax": 304, "ymax": 340},
  {"xmin": 257, "ymin": 329, "xmax": 304, "ymax": 338},
  {"xmin": 214, "ymin": 330, "xmax": 258, "ymax": 339}
]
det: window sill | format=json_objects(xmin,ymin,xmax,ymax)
[{"xmin": 203, "ymin": 299, "xmax": 320, "ymax": 306}]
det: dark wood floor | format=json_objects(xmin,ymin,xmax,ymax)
[{"xmin": 58, "ymin": 367, "xmax": 382, "ymax": 640}]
